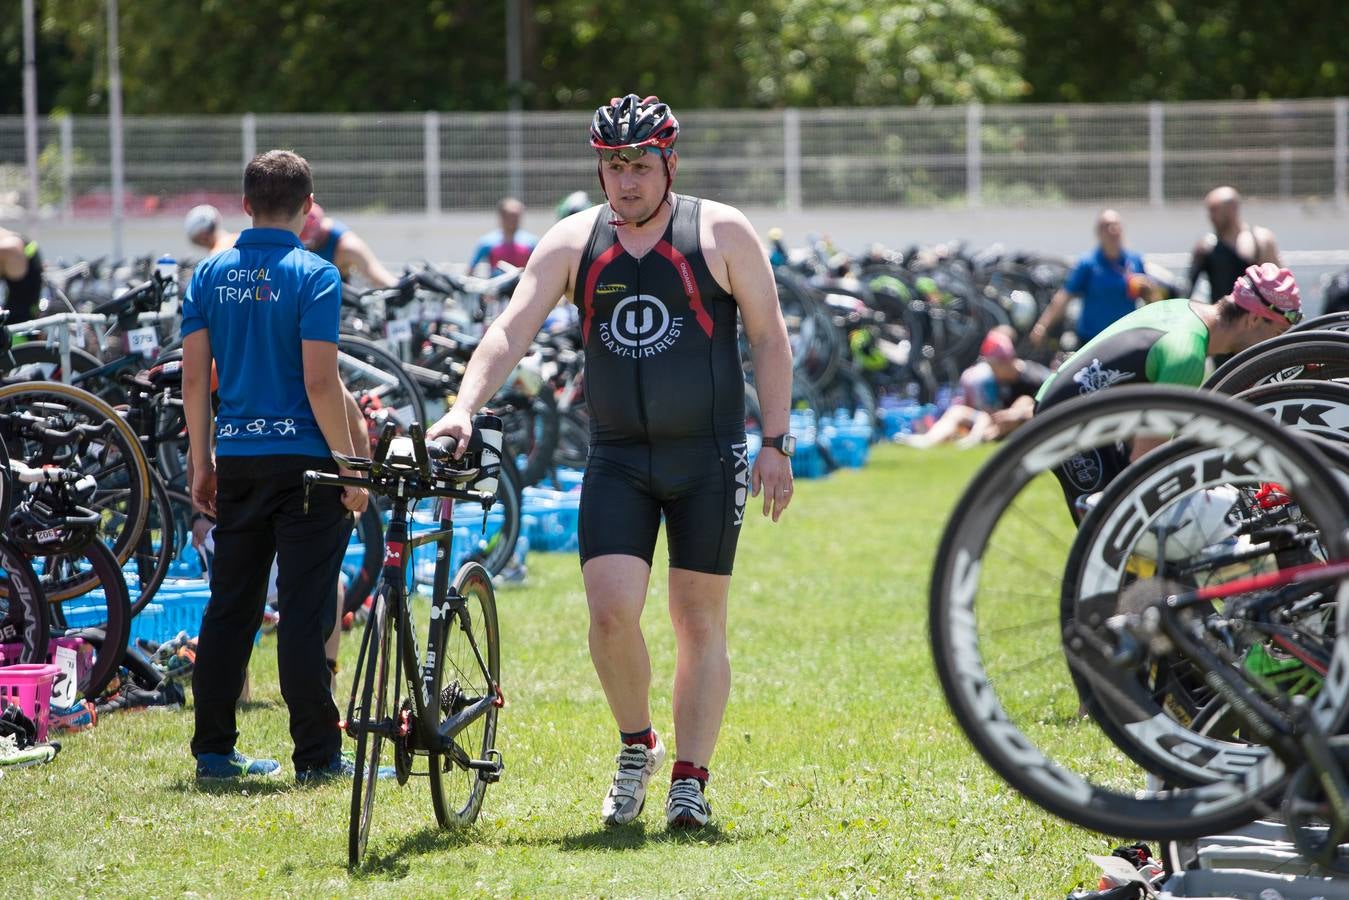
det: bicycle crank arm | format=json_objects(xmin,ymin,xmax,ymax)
[{"xmin": 434, "ymin": 696, "xmax": 497, "ymax": 746}]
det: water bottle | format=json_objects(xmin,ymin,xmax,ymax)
[
  {"xmin": 471, "ymin": 414, "xmax": 504, "ymax": 498},
  {"xmin": 155, "ymin": 253, "xmax": 177, "ymax": 284}
]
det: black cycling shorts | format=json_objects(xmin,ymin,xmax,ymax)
[
  {"xmin": 1052, "ymin": 442, "xmax": 1131, "ymax": 523},
  {"xmin": 578, "ymin": 434, "xmax": 749, "ymax": 576}
]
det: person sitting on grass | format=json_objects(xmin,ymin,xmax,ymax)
[{"xmin": 897, "ymin": 329, "xmax": 1050, "ymax": 449}]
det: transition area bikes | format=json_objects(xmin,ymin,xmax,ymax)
[{"xmin": 928, "ymin": 314, "xmax": 1349, "ymax": 886}]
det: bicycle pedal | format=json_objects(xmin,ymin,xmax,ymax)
[{"xmin": 482, "ymin": 748, "xmax": 504, "ymax": 783}]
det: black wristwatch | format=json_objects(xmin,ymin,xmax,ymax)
[{"xmin": 763, "ymin": 433, "xmax": 796, "ymax": 457}]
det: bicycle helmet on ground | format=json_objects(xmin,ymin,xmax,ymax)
[{"xmin": 589, "ymin": 94, "xmax": 680, "ymax": 227}]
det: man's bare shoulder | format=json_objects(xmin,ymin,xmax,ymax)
[
  {"xmin": 697, "ymin": 198, "xmax": 759, "ymax": 248},
  {"xmin": 539, "ymin": 205, "xmax": 604, "ymax": 256}
]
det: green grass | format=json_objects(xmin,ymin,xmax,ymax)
[{"xmin": 1, "ymin": 445, "xmax": 1122, "ymax": 897}]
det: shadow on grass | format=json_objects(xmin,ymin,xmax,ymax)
[
  {"xmin": 166, "ymin": 775, "xmax": 301, "ymax": 796},
  {"xmin": 354, "ymin": 825, "xmax": 481, "ymax": 879},
  {"xmin": 558, "ymin": 822, "xmax": 733, "ymax": 851},
  {"xmin": 350, "ymin": 820, "xmax": 736, "ymax": 877}
]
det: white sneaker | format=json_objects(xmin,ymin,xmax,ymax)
[
  {"xmin": 601, "ymin": 736, "xmax": 666, "ymax": 826},
  {"xmin": 665, "ymin": 777, "xmax": 712, "ymax": 828}
]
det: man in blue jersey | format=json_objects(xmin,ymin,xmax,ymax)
[
  {"xmin": 1030, "ymin": 209, "xmax": 1157, "ymax": 349},
  {"xmin": 182, "ymin": 150, "xmax": 371, "ymax": 782},
  {"xmin": 300, "ymin": 201, "xmax": 398, "ymax": 288}
]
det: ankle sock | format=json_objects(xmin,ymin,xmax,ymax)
[
  {"xmin": 620, "ymin": 726, "xmax": 657, "ymax": 749},
  {"xmin": 672, "ymin": 760, "xmax": 709, "ymax": 787}
]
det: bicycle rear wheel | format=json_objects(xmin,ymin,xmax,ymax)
[
  {"xmin": 45, "ymin": 539, "xmax": 132, "ymax": 700},
  {"xmin": 929, "ymin": 385, "xmax": 1349, "ymax": 840},
  {"xmin": 348, "ymin": 587, "xmax": 392, "ymax": 868},
  {"xmin": 0, "ymin": 537, "xmax": 49, "ymax": 665},
  {"xmin": 429, "ymin": 562, "xmax": 500, "ymax": 828}
]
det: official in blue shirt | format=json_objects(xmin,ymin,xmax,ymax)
[
  {"xmin": 1030, "ymin": 209, "xmax": 1156, "ymax": 347},
  {"xmin": 182, "ymin": 149, "xmax": 371, "ymax": 783}
]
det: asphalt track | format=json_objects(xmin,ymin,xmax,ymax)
[{"xmin": 13, "ymin": 199, "xmax": 1349, "ymax": 311}]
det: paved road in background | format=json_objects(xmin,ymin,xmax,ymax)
[{"xmin": 11, "ymin": 199, "xmax": 1349, "ymax": 311}]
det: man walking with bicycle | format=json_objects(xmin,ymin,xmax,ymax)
[
  {"xmin": 182, "ymin": 150, "xmax": 371, "ymax": 781},
  {"xmin": 429, "ymin": 95, "xmax": 794, "ymax": 828}
]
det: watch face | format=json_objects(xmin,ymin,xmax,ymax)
[{"xmin": 780, "ymin": 434, "xmax": 796, "ymax": 457}]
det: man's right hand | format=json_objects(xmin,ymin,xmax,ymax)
[
  {"xmin": 192, "ymin": 461, "xmax": 217, "ymax": 518},
  {"xmin": 427, "ymin": 406, "xmax": 474, "ymax": 458},
  {"xmin": 338, "ymin": 467, "xmax": 370, "ymax": 514}
]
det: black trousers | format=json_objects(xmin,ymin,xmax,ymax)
[{"xmin": 190, "ymin": 455, "xmax": 353, "ymax": 770}]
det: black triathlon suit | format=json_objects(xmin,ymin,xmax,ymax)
[
  {"xmin": 1189, "ymin": 227, "xmax": 1254, "ymax": 302},
  {"xmin": 574, "ymin": 193, "xmax": 747, "ymax": 575},
  {"xmin": 1, "ymin": 235, "xmax": 42, "ymax": 327}
]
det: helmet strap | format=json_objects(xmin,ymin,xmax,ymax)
[{"xmin": 596, "ymin": 151, "xmax": 673, "ymax": 228}]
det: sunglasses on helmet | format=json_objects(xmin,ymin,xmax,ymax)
[
  {"xmin": 597, "ymin": 146, "xmax": 661, "ymax": 164},
  {"xmin": 1243, "ymin": 275, "xmax": 1302, "ymax": 326}
]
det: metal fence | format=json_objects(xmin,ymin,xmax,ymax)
[{"xmin": 2, "ymin": 98, "xmax": 1347, "ymax": 216}]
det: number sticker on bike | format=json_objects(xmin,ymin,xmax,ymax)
[
  {"xmin": 127, "ymin": 326, "xmax": 158, "ymax": 357},
  {"xmin": 386, "ymin": 319, "xmax": 412, "ymax": 343}
]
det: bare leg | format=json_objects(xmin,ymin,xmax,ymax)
[
  {"xmin": 897, "ymin": 404, "xmax": 975, "ymax": 448},
  {"xmin": 583, "ymin": 554, "xmax": 653, "ymax": 732},
  {"xmin": 667, "ymin": 567, "xmax": 732, "ymax": 768}
]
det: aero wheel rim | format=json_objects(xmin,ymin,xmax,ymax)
[{"xmin": 931, "ymin": 385, "xmax": 1349, "ymax": 839}]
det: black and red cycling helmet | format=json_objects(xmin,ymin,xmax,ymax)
[{"xmin": 589, "ymin": 95, "xmax": 679, "ymax": 152}]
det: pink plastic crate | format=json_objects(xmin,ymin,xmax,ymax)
[
  {"xmin": 0, "ymin": 637, "xmax": 93, "ymax": 695},
  {"xmin": 0, "ymin": 663, "xmax": 61, "ymax": 743}
]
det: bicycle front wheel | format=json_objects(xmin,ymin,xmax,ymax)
[
  {"xmin": 429, "ymin": 562, "xmax": 500, "ymax": 828},
  {"xmin": 348, "ymin": 588, "xmax": 392, "ymax": 868},
  {"xmin": 929, "ymin": 384, "xmax": 1349, "ymax": 840}
]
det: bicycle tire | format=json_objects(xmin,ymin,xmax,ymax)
[
  {"xmin": 552, "ymin": 408, "xmax": 590, "ymax": 471},
  {"xmin": 929, "ymin": 384, "xmax": 1349, "ymax": 840},
  {"xmin": 499, "ymin": 387, "xmax": 560, "ymax": 488},
  {"xmin": 1231, "ymin": 379, "xmax": 1349, "ymax": 445},
  {"xmin": 339, "ymin": 335, "xmax": 428, "ymax": 430},
  {"xmin": 1288, "ymin": 311, "xmax": 1349, "ymax": 335},
  {"xmin": 1204, "ymin": 331, "xmax": 1349, "ymax": 394},
  {"xmin": 45, "ymin": 538, "xmax": 132, "ymax": 700},
  {"xmin": 428, "ymin": 561, "xmax": 500, "ymax": 828},
  {"xmin": 0, "ymin": 536, "xmax": 49, "ymax": 665},
  {"xmin": 343, "ymin": 502, "xmax": 385, "ymax": 619},
  {"xmin": 0, "ymin": 381, "xmax": 152, "ymax": 602},
  {"xmin": 1060, "ymin": 438, "xmax": 1333, "ymax": 788},
  {"xmin": 0, "ymin": 342, "xmax": 104, "ymax": 389},
  {"xmin": 129, "ymin": 470, "xmax": 176, "ymax": 617},
  {"xmin": 471, "ymin": 451, "xmax": 522, "ymax": 579},
  {"xmin": 348, "ymin": 587, "xmax": 392, "ymax": 868}
]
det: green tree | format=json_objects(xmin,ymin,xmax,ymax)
[
  {"xmin": 736, "ymin": 0, "xmax": 1027, "ymax": 106},
  {"xmin": 1000, "ymin": 0, "xmax": 1349, "ymax": 102}
]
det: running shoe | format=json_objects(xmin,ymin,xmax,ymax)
[
  {"xmin": 666, "ymin": 777, "xmax": 712, "ymax": 829},
  {"xmin": 295, "ymin": 750, "xmax": 396, "ymax": 785},
  {"xmin": 195, "ymin": 748, "xmax": 281, "ymax": 780},
  {"xmin": 601, "ymin": 736, "xmax": 666, "ymax": 826}
]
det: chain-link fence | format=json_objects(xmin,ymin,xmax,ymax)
[{"xmin": 2, "ymin": 98, "xmax": 1347, "ymax": 216}]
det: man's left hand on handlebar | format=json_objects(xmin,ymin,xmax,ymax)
[{"xmin": 426, "ymin": 406, "xmax": 474, "ymax": 459}]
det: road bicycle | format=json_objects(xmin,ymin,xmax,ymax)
[
  {"xmin": 929, "ymin": 384, "xmax": 1349, "ymax": 872},
  {"xmin": 305, "ymin": 419, "xmax": 506, "ymax": 868}
]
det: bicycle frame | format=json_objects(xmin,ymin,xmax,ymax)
[{"xmin": 307, "ymin": 449, "xmax": 500, "ymax": 772}]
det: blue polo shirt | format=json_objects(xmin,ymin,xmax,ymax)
[
  {"xmin": 181, "ymin": 227, "xmax": 341, "ymax": 458},
  {"xmin": 1063, "ymin": 247, "xmax": 1146, "ymax": 342}
]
